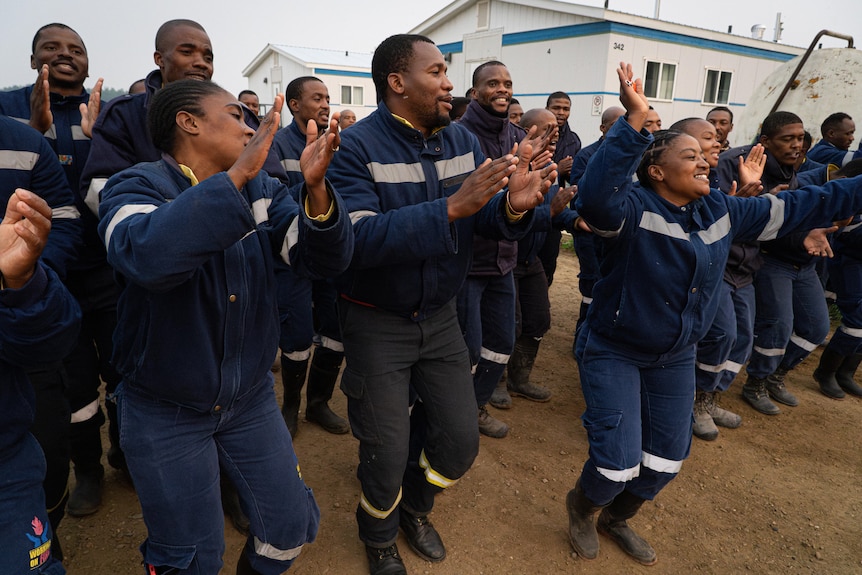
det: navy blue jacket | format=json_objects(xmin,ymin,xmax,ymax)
[
  {"xmin": 98, "ymin": 158, "xmax": 352, "ymax": 411},
  {"xmin": 0, "ymin": 264, "xmax": 80, "ymax": 455},
  {"xmin": 81, "ymin": 70, "xmax": 287, "ymax": 216},
  {"xmin": 327, "ymin": 101, "xmax": 534, "ymax": 321},
  {"xmin": 458, "ymin": 99, "xmax": 525, "ymax": 276},
  {"xmin": 0, "ymin": 116, "xmax": 83, "ymax": 279},
  {"xmin": 807, "ymin": 139, "xmax": 862, "ymax": 168},
  {"xmin": 555, "ymin": 122, "xmax": 582, "ymax": 185},
  {"xmin": 0, "ymin": 86, "xmax": 108, "ymax": 271},
  {"xmin": 577, "ymin": 118, "xmax": 862, "ymax": 356}
]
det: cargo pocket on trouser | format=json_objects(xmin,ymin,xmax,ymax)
[
  {"xmin": 581, "ymin": 408, "xmax": 632, "ymax": 473},
  {"xmin": 339, "ymin": 368, "xmax": 379, "ymax": 445},
  {"xmin": 141, "ymin": 540, "xmax": 197, "ymax": 574}
]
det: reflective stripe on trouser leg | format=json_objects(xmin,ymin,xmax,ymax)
[
  {"xmin": 419, "ymin": 450, "xmax": 458, "ymax": 489},
  {"xmin": 360, "ymin": 488, "xmax": 402, "ymax": 520}
]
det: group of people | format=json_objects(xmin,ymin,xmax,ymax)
[{"xmin": 2, "ymin": 18, "xmax": 862, "ymax": 575}]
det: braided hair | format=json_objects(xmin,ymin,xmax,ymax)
[
  {"xmin": 148, "ymin": 79, "xmax": 227, "ymax": 154},
  {"xmin": 635, "ymin": 129, "xmax": 686, "ymax": 189}
]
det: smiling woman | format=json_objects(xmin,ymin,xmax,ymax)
[{"xmin": 565, "ymin": 61, "xmax": 862, "ymax": 568}]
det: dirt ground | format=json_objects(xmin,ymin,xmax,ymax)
[{"xmin": 60, "ymin": 238, "xmax": 862, "ymax": 575}]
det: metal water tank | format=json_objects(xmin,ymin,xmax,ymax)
[{"xmin": 734, "ymin": 33, "xmax": 860, "ymax": 146}]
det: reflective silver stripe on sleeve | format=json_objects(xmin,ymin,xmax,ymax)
[
  {"xmin": 366, "ymin": 161, "xmax": 425, "ymax": 183},
  {"xmin": 596, "ymin": 463, "xmax": 640, "ymax": 483},
  {"xmin": 253, "ymin": 536, "xmax": 304, "ymax": 562},
  {"xmin": 789, "ymin": 332, "xmax": 820, "ymax": 352},
  {"xmin": 52, "ymin": 205, "xmax": 81, "ymax": 220},
  {"xmin": 251, "ymin": 197, "xmax": 272, "ymax": 225},
  {"xmin": 104, "ymin": 204, "xmax": 158, "ymax": 247},
  {"xmin": 84, "ymin": 178, "xmax": 108, "ymax": 215},
  {"xmin": 755, "ymin": 194, "xmax": 786, "ymax": 241},
  {"xmin": 42, "ymin": 125, "xmax": 57, "ymax": 140},
  {"xmin": 843, "ymin": 151, "xmax": 855, "ymax": 167},
  {"xmin": 349, "ymin": 210, "xmax": 377, "ymax": 225},
  {"xmin": 639, "ymin": 211, "xmax": 690, "ymax": 241},
  {"xmin": 280, "ymin": 217, "xmax": 300, "ymax": 265},
  {"xmin": 697, "ymin": 213, "xmax": 731, "ymax": 245},
  {"xmin": 587, "ymin": 219, "xmax": 625, "ymax": 238},
  {"xmin": 280, "ymin": 158, "xmax": 301, "ymax": 174},
  {"xmin": 642, "ymin": 451, "xmax": 684, "ymax": 474},
  {"xmin": 71, "ymin": 125, "xmax": 89, "ymax": 141},
  {"xmin": 435, "ymin": 152, "xmax": 474, "ymax": 180},
  {"xmin": 0, "ymin": 149, "xmax": 39, "ymax": 170}
]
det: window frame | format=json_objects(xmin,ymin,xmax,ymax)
[
  {"xmin": 702, "ymin": 68, "xmax": 733, "ymax": 105},
  {"xmin": 643, "ymin": 60, "xmax": 677, "ymax": 102}
]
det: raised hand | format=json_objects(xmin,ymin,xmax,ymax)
[
  {"xmin": 551, "ymin": 185, "xmax": 576, "ymax": 217},
  {"xmin": 738, "ymin": 144, "xmax": 766, "ymax": 186},
  {"xmin": 616, "ymin": 62, "xmax": 649, "ymax": 131},
  {"xmin": 447, "ymin": 156, "xmax": 517, "ymax": 221},
  {"xmin": 79, "ymin": 77, "xmax": 103, "ymax": 138},
  {"xmin": 300, "ymin": 112, "xmax": 341, "ymax": 216},
  {"xmin": 0, "ymin": 189, "xmax": 52, "ymax": 289},
  {"xmin": 728, "ymin": 180, "xmax": 763, "ymax": 198},
  {"xmin": 29, "ymin": 65, "xmax": 52, "ymax": 134},
  {"xmin": 228, "ymin": 94, "xmax": 283, "ymax": 191},
  {"xmin": 507, "ymin": 135, "xmax": 557, "ymax": 213}
]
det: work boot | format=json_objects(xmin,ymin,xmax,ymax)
[
  {"xmin": 305, "ymin": 347, "xmax": 349, "ymax": 434},
  {"xmin": 399, "ymin": 509, "xmax": 446, "ymax": 562},
  {"xmin": 365, "ymin": 544, "xmax": 407, "ymax": 575},
  {"xmin": 478, "ymin": 405, "xmax": 509, "ymax": 438},
  {"xmin": 742, "ymin": 375, "xmax": 780, "ymax": 415},
  {"xmin": 67, "ymin": 466, "xmax": 104, "ymax": 517},
  {"xmin": 566, "ymin": 479, "xmax": 604, "ymax": 560},
  {"xmin": 692, "ymin": 390, "xmax": 718, "ymax": 441},
  {"xmin": 280, "ymin": 355, "xmax": 308, "ymax": 437},
  {"xmin": 221, "ymin": 476, "xmax": 250, "ymax": 536},
  {"xmin": 488, "ymin": 374, "xmax": 512, "ymax": 409},
  {"xmin": 836, "ymin": 353, "xmax": 862, "ymax": 397},
  {"xmin": 707, "ymin": 391, "xmax": 742, "ymax": 428},
  {"xmin": 765, "ymin": 366, "xmax": 799, "ymax": 406},
  {"xmin": 598, "ymin": 490, "xmax": 657, "ymax": 566},
  {"xmin": 507, "ymin": 336, "xmax": 552, "ymax": 402},
  {"xmin": 813, "ymin": 347, "xmax": 846, "ymax": 400}
]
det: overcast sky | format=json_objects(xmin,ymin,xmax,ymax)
[{"xmin": 2, "ymin": 0, "xmax": 859, "ymax": 98}]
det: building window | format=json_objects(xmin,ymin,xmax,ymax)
[
  {"xmin": 643, "ymin": 61, "xmax": 676, "ymax": 101},
  {"xmin": 341, "ymin": 85, "xmax": 364, "ymax": 106},
  {"xmin": 703, "ymin": 69, "xmax": 732, "ymax": 105},
  {"xmin": 477, "ymin": 0, "xmax": 490, "ymax": 31}
]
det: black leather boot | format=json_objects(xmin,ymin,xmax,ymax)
[
  {"xmin": 305, "ymin": 347, "xmax": 349, "ymax": 434},
  {"xmin": 236, "ymin": 547, "xmax": 264, "ymax": 575},
  {"xmin": 365, "ymin": 543, "xmax": 407, "ymax": 575},
  {"xmin": 566, "ymin": 479, "xmax": 604, "ymax": 560},
  {"xmin": 598, "ymin": 490, "xmax": 657, "ymax": 565},
  {"xmin": 399, "ymin": 506, "xmax": 446, "ymax": 562},
  {"xmin": 507, "ymin": 335, "xmax": 551, "ymax": 402},
  {"xmin": 280, "ymin": 355, "xmax": 308, "ymax": 437},
  {"xmin": 835, "ymin": 353, "xmax": 862, "ymax": 397},
  {"xmin": 765, "ymin": 365, "xmax": 799, "ymax": 406},
  {"xmin": 742, "ymin": 375, "xmax": 780, "ymax": 415},
  {"xmin": 813, "ymin": 347, "xmax": 846, "ymax": 400}
]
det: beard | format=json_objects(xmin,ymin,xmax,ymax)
[{"xmin": 415, "ymin": 103, "xmax": 451, "ymax": 132}]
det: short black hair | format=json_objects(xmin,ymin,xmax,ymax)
[
  {"xmin": 148, "ymin": 79, "xmax": 227, "ymax": 154},
  {"xmin": 155, "ymin": 19, "xmax": 206, "ymax": 52},
  {"xmin": 510, "ymin": 98, "xmax": 520, "ymax": 105},
  {"xmin": 707, "ymin": 106, "xmax": 733, "ymax": 123},
  {"xmin": 472, "ymin": 60, "xmax": 505, "ymax": 88},
  {"xmin": 802, "ymin": 130, "xmax": 813, "ymax": 149},
  {"xmin": 238, "ymin": 89, "xmax": 257, "ymax": 99},
  {"xmin": 669, "ymin": 117, "xmax": 709, "ymax": 134},
  {"xmin": 546, "ymin": 91, "xmax": 570, "ymax": 106},
  {"xmin": 821, "ymin": 112, "xmax": 853, "ymax": 138},
  {"xmin": 371, "ymin": 34, "xmax": 435, "ymax": 103},
  {"xmin": 32, "ymin": 23, "xmax": 83, "ymax": 54},
  {"xmin": 636, "ymin": 130, "xmax": 687, "ymax": 189},
  {"xmin": 285, "ymin": 76, "xmax": 322, "ymax": 105},
  {"xmin": 760, "ymin": 111, "xmax": 803, "ymax": 139},
  {"xmin": 835, "ymin": 158, "xmax": 862, "ymax": 179}
]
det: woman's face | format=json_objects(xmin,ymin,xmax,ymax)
[
  {"xmin": 193, "ymin": 90, "xmax": 255, "ymax": 171},
  {"xmin": 650, "ymin": 134, "xmax": 711, "ymax": 206},
  {"xmin": 686, "ymin": 119, "xmax": 721, "ymax": 169}
]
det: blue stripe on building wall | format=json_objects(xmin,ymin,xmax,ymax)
[
  {"xmin": 312, "ymin": 68, "xmax": 372, "ymax": 78},
  {"xmin": 515, "ymin": 92, "xmax": 746, "ymax": 107},
  {"xmin": 437, "ymin": 21, "xmax": 797, "ymax": 63}
]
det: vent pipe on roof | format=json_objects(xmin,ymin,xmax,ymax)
[
  {"xmin": 654, "ymin": 0, "xmax": 660, "ymax": 19},
  {"xmin": 751, "ymin": 24, "xmax": 767, "ymax": 40}
]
